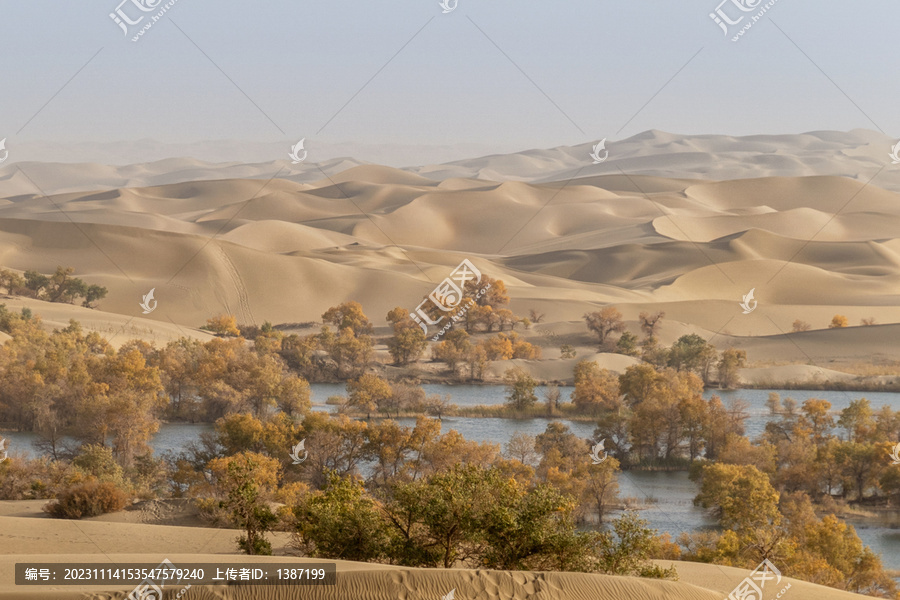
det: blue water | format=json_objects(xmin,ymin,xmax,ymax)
[{"xmin": 4, "ymin": 385, "xmax": 900, "ymax": 568}]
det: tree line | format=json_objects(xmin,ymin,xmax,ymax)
[{"xmin": 0, "ymin": 266, "xmax": 107, "ymax": 308}]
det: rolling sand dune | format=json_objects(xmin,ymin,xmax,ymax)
[
  {"xmin": 0, "ymin": 132, "xmax": 897, "ymax": 382},
  {"xmin": 1, "ymin": 130, "xmax": 897, "ymax": 598},
  {"xmin": 4, "ymin": 129, "xmax": 900, "ymax": 197}
]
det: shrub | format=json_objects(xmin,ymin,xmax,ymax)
[
  {"xmin": 792, "ymin": 319, "xmax": 811, "ymax": 332},
  {"xmin": 828, "ymin": 315, "xmax": 848, "ymax": 329},
  {"xmin": 560, "ymin": 344, "xmax": 578, "ymax": 359},
  {"xmin": 204, "ymin": 314, "xmax": 240, "ymax": 337},
  {"xmin": 0, "ymin": 457, "xmax": 81, "ymax": 500},
  {"xmin": 44, "ymin": 481, "xmax": 129, "ymax": 519},
  {"xmin": 73, "ymin": 444, "xmax": 125, "ymax": 485}
]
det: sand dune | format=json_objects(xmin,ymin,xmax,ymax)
[
  {"xmin": 0, "ymin": 500, "xmax": 877, "ymax": 600},
  {"xmin": 0, "ymin": 132, "xmax": 897, "ymax": 380},
  {"xmin": 4, "ymin": 129, "xmax": 900, "ymax": 197}
]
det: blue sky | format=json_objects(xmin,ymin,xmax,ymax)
[{"xmin": 0, "ymin": 0, "xmax": 897, "ymax": 164}]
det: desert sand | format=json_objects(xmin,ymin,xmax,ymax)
[
  {"xmin": 1, "ymin": 130, "xmax": 898, "ymax": 595},
  {"xmin": 0, "ymin": 499, "xmax": 875, "ymax": 599},
  {"xmin": 1, "ymin": 131, "xmax": 899, "ymax": 385}
]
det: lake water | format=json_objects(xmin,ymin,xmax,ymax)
[{"xmin": 4, "ymin": 385, "xmax": 900, "ymax": 568}]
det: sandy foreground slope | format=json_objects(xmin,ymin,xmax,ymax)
[{"xmin": 0, "ymin": 499, "xmax": 872, "ymax": 600}]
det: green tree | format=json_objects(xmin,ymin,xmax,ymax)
[
  {"xmin": 23, "ymin": 270, "xmax": 50, "ymax": 298},
  {"xmin": 716, "ymin": 348, "xmax": 746, "ymax": 389},
  {"xmin": 504, "ymin": 367, "xmax": 538, "ymax": 411},
  {"xmin": 668, "ymin": 334, "xmax": 718, "ymax": 384},
  {"xmin": 0, "ymin": 269, "xmax": 24, "ymax": 294},
  {"xmin": 596, "ymin": 511, "xmax": 675, "ymax": 578},
  {"xmin": 294, "ymin": 473, "xmax": 391, "ymax": 561},
  {"xmin": 82, "ymin": 284, "xmax": 108, "ymax": 308},
  {"xmin": 386, "ymin": 463, "xmax": 496, "ymax": 568},
  {"xmin": 837, "ymin": 398, "xmax": 874, "ymax": 443},
  {"xmin": 209, "ymin": 452, "xmax": 280, "ymax": 555},
  {"xmin": 480, "ymin": 481, "xmax": 589, "ymax": 571},
  {"xmin": 560, "ymin": 344, "xmax": 578, "ymax": 359},
  {"xmin": 614, "ymin": 332, "xmax": 639, "ymax": 357}
]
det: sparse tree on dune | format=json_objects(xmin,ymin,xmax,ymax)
[
  {"xmin": 205, "ymin": 314, "xmax": 241, "ymax": 337},
  {"xmin": 829, "ymin": 315, "xmax": 848, "ymax": 329},
  {"xmin": 638, "ymin": 311, "xmax": 665, "ymax": 338},
  {"xmin": 792, "ymin": 319, "xmax": 811, "ymax": 332},
  {"xmin": 322, "ymin": 301, "xmax": 374, "ymax": 337},
  {"xmin": 0, "ymin": 269, "xmax": 24, "ymax": 295},
  {"xmin": 584, "ymin": 307, "xmax": 626, "ymax": 349}
]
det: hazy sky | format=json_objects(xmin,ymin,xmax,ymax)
[{"xmin": 1, "ymin": 0, "xmax": 897, "ymax": 165}]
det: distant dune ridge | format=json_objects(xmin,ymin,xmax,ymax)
[{"xmin": 0, "ymin": 130, "xmax": 898, "ymax": 376}]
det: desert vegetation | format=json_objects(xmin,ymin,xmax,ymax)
[
  {"xmin": 0, "ymin": 266, "xmax": 107, "ymax": 308},
  {"xmin": 1, "ymin": 299, "xmax": 900, "ymax": 596}
]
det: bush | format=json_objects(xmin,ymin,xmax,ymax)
[
  {"xmin": 239, "ymin": 536, "xmax": 272, "ymax": 555},
  {"xmin": 828, "ymin": 315, "xmax": 848, "ymax": 329},
  {"xmin": 0, "ymin": 457, "xmax": 81, "ymax": 500},
  {"xmin": 792, "ymin": 319, "xmax": 811, "ymax": 332},
  {"xmin": 73, "ymin": 444, "xmax": 125, "ymax": 484},
  {"xmin": 44, "ymin": 480, "xmax": 129, "ymax": 519}
]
